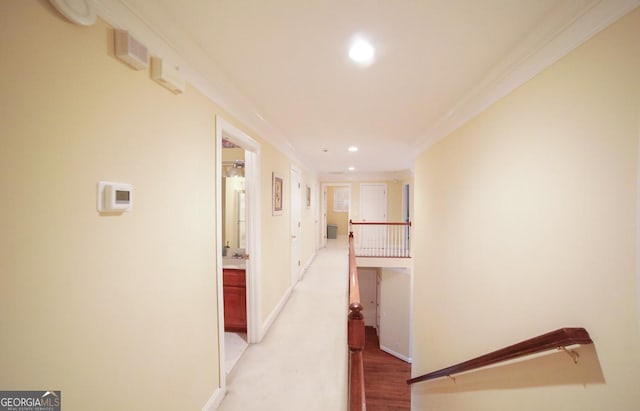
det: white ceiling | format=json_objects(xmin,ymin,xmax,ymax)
[{"xmin": 101, "ymin": 0, "xmax": 638, "ymax": 180}]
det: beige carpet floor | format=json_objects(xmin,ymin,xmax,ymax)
[{"xmin": 217, "ymin": 239, "xmax": 349, "ymax": 411}]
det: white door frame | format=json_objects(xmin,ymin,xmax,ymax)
[
  {"xmin": 215, "ymin": 116, "xmax": 262, "ymax": 391},
  {"xmin": 290, "ymin": 165, "xmax": 302, "ymax": 285},
  {"xmin": 314, "ymin": 182, "xmax": 321, "ymax": 252},
  {"xmin": 320, "ymin": 186, "xmax": 327, "ymax": 248}
]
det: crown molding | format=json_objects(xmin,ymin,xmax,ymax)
[
  {"xmin": 91, "ymin": 0, "xmax": 638, "ymax": 172},
  {"xmin": 91, "ymin": 0, "xmax": 310, "ymax": 171},
  {"xmin": 319, "ymin": 169, "xmax": 413, "ymax": 183},
  {"xmin": 412, "ymin": 0, "xmax": 640, "ymax": 155}
]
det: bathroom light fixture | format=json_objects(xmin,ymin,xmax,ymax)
[
  {"xmin": 348, "ymin": 146, "xmax": 359, "ymax": 152},
  {"xmin": 224, "ymin": 160, "xmax": 245, "ymax": 177},
  {"xmin": 349, "ymin": 38, "xmax": 375, "ymax": 65}
]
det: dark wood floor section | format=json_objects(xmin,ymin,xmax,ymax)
[{"xmin": 363, "ymin": 326, "xmax": 411, "ymax": 410}]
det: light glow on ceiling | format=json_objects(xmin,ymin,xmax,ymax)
[
  {"xmin": 348, "ymin": 166, "xmax": 355, "ymax": 171},
  {"xmin": 349, "ymin": 38, "xmax": 374, "ymax": 65},
  {"xmin": 348, "ymin": 146, "xmax": 359, "ymax": 152}
]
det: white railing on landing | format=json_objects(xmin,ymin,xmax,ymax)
[{"xmin": 349, "ymin": 220, "xmax": 411, "ymax": 258}]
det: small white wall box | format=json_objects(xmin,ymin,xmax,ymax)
[
  {"xmin": 115, "ymin": 29, "xmax": 148, "ymax": 70},
  {"xmin": 151, "ymin": 56, "xmax": 186, "ymax": 94},
  {"xmin": 97, "ymin": 182, "xmax": 133, "ymax": 212}
]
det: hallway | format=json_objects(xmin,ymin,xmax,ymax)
[{"xmin": 217, "ymin": 239, "xmax": 349, "ymax": 411}]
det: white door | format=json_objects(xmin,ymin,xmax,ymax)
[
  {"xmin": 360, "ymin": 183, "xmax": 387, "ymax": 221},
  {"xmin": 359, "ymin": 184, "xmax": 387, "ymax": 253},
  {"xmin": 320, "ymin": 186, "xmax": 327, "ymax": 248},
  {"xmin": 290, "ymin": 167, "xmax": 302, "ymax": 284}
]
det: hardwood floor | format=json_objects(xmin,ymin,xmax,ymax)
[{"xmin": 363, "ymin": 326, "xmax": 411, "ymax": 410}]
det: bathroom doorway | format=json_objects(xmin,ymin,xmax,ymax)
[
  {"xmin": 221, "ymin": 141, "xmax": 247, "ymax": 375},
  {"xmin": 215, "ymin": 116, "xmax": 261, "ymax": 388}
]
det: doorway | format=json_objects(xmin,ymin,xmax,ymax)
[
  {"xmin": 320, "ymin": 183, "xmax": 351, "ymax": 246},
  {"xmin": 215, "ymin": 116, "xmax": 261, "ymax": 389}
]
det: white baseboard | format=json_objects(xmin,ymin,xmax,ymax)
[
  {"xmin": 202, "ymin": 387, "xmax": 225, "ymax": 411},
  {"xmin": 255, "ymin": 252, "xmax": 317, "ymax": 340},
  {"xmin": 380, "ymin": 345, "xmax": 412, "ymax": 364},
  {"xmin": 260, "ymin": 284, "xmax": 294, "ymax": 340},
  {"xmin": 300, "ymin": 251, "xmax": 317, "ymax": 279}
]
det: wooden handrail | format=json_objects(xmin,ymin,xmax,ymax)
[
  {"xmin": 348, "ymin": 232, "xmax": 366, "ymax": 411},
  {"xmin": 407, "ymin": 327, "xmax": 593, "ymax": 385}
]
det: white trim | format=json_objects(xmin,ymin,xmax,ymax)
[
  {"xmin": 319, "ymin": 170, "xmax": 413, "ymax": 182},
  {"xmin": 290, "ymin": 165, "xmax": 302, "ymax": 285},
  {"xmin": 201, "ymin": 387, "xmax": 225, "ymax": 411},
  {"xmin": 301, "ymin": 250, "xmax": 317, "ymax": 280},
  {"xmin": 413, "ymin": 0, "xmax": 640, "ymax": 153},
  {"xmin": 215, "ymin": 116, "xmax": 262, "ymax": 399},
  {"xmin": 214, "ymin": 119, "xmax": 225, "ymax": 392},
  {"xmin": 260, "ymin": 285, "xmax": 294, "ymax": 340},
  {"xmin": 316, "ymin": 184, "xmax": 327, "ymax": 250},
  {"xmin": 92, "ymin": 0, "xmax": 309, "ymax": 168},
  {"xmin": 244, "ymin": 149, "xmax": 262, "ymax": 346},
  {"xmin": 93, "ymin": 0, "xmax": 639, "ymax": 174},
  {"xmin": 313, "ymin": 182, "xmax": 321, "ymax": 252},
  {"xmin": 379, "ymin": 345, "xmax": 412, "ymax": 364},
  {"xmin": 408, "ymin": 265, "xmax": 414, "ymax": 370},
  {"xmin": 218, "ymin": 117, "xmax": 260, "ymax": 152}
]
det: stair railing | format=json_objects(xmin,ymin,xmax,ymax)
[
  {"xmin": 407, "ymin": 327, "xmax": 593, "ymax": 385},
  {"xmin": 349, "ymin": 220, "xmax": 411, "ymax": 258},
  {"xmin": 348, "ymin": 232, "xmax": 366, "ymax": 411}
]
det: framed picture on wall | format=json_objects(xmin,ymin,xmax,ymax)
[
  {"xmin": 306, "ymin": 185, "xmax": 311, "ymax": 209},
  {"xmin": 272, "ymin": 172, "xmax": 283, "ymax": 215}
]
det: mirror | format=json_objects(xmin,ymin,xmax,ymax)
[{"xmin": 222, "ymin": 143, "xmax": 246, "ymax": 253}]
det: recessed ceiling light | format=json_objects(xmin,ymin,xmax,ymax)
[
  {"xmin": 349, "ymin": 38, "xmax": 374, "ymax": 64},
  {"xmin": 348, "ymin": 146, "xmax": 359, "ymax": 152},
  {"xmin": 348, "ymin": 166, "xmax": 355, "ymax": 171}
]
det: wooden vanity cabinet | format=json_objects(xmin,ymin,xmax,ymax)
[{"xmin": 223, "ymin": 268, "xmax": 247, "ymax": 332}]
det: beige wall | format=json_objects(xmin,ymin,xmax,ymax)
[
  {"xmin": 0, "ymin": 2, "xmax": 320, "ymax": 409},
  {"xmin": 259, "ymin": 143, "xmax": 294, "ymax": 322},
  {"xmin": 412, "ymin": 8, "xmax": 640, "ymax": 410},
  {"xmin": 322, "ymin": 180, "xmax": 407, "ymax": 238},
  {"xmin": 0, "ymin": 3, "xmax": 219, "ymax": 410},
  {"xmin": 380, "ymin": 268, "xmax": 411, "ymax": 361}
]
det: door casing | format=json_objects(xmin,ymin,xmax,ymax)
[{"xmin": 215, "ymin": 116, "xmax": 262, "ymax": 391}]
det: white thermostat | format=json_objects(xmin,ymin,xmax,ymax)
[{"xmin": 97, "ymin": 181, "xmax": 133, "ymax": 212}]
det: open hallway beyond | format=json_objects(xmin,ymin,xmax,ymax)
[{"xmin": 217, "ymin": 239, "xmax": 349, "ymax": 411}]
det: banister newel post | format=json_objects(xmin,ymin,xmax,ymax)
[{"xmin": 348, "ymin": 303, "xmax": 365, "ymax": 352}]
